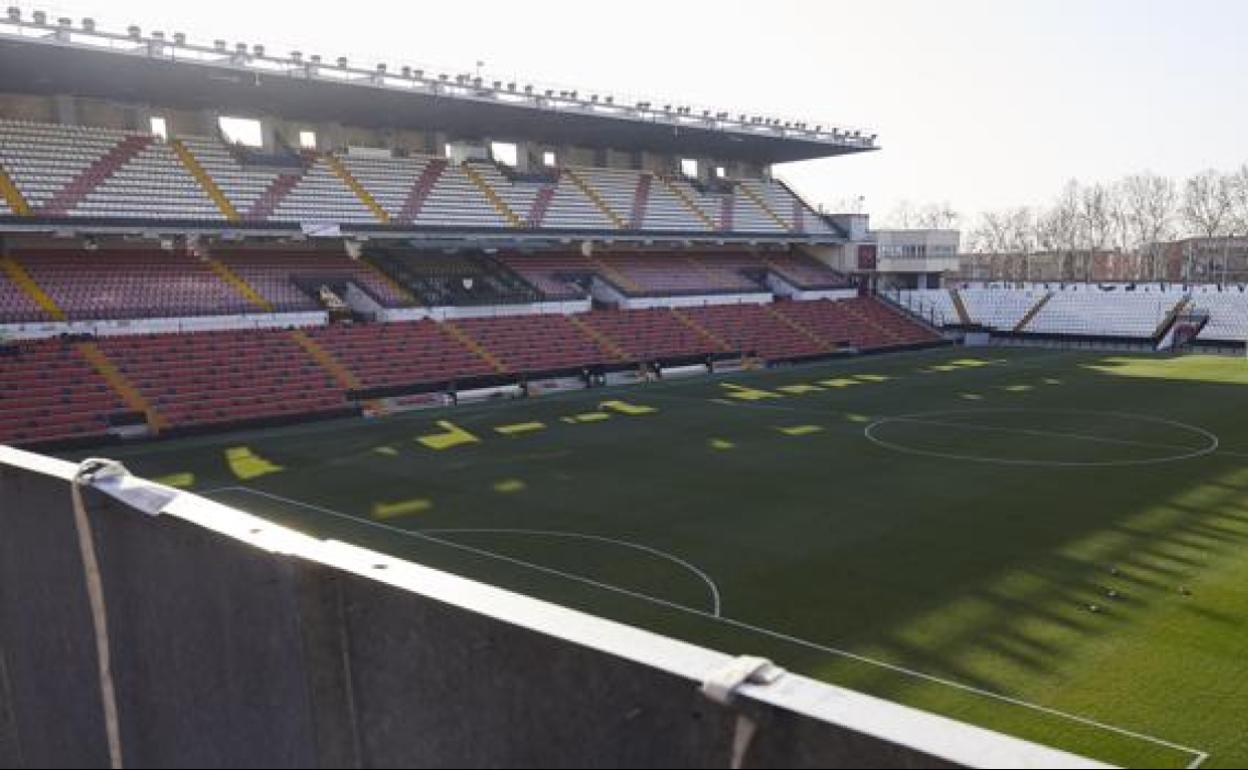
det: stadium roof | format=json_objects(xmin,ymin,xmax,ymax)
[{"xmin": 0, "ymin": 11, "xmax": 878, "ymax": 165}]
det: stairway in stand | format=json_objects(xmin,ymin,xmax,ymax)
[
  {"xmin": 399, "ymin": 159, "xmax": 448, "ymax": 223},
  {"xmin": 37, "ymin": 135, "xmax": 153, "ymax": 216}
]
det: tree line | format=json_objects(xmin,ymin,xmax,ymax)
[{"xmin": 841, "ymin": 165, "xmax": 1248, "ymax": 281}]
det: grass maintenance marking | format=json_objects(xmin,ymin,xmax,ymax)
[
  {"xmin": 778, "ymin": 425, "xmax": 824, "ymax": 437},
  {"xmin": 777, "ymin": 384, "xmax": 824, "ymax": 395},
  {"xmin": 206, "ymin": 484, "xmax": 1208, "ymax": 768},
  {"xmin": 152, "ymin": 471, "xmax": 195, "ymax": 488},
  {"xmin": 493, "ymin": 478, "xmax": 527, "ymax": 494},
  {"xmin": 600, "ymin": 400, "xmax": 657, "ymax": 415},
  {"xmin": 371, "ymin": 498, "xmax": 433, "ymax": 519},
  {"xmin": 566, "ymin": 411, "xmax": 610, "ymax": 424},
  {"xmin": 960, "ymin": 393, "xmax": 984, "ymax": 401},
  {"xmin": 854, "ymin": 374, "xmax": 892, "ymax": 382},
  {"xmin": 418, "ymin": 421, "xmax": 480, "ymax": 450},
  {"xmin": 494, "ymin": 421, "xmax": 546, "ymax": 436},
  {"xmin": 373, "ymin": 446, "xmax": 399, "ymax": 456},
  {"xmin": 224, "ymin": 446, "xmax": 283, "ymax": 480},
  {"xmin": 817, "ymin": 377, "xmax": 860, "ymax": 388},
  {"xmin": 721, "ymin": 383, "xmax": 783, "ymax": 401},
  {"xmin": 1002, "ymin": 384, "xmax": 1034, "ymax": 393},
  {"xmin": 864, "ymin": 409, "xmax": 1220, "ymax": 468}
]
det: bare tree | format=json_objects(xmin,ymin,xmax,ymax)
[
  {"xmin": 1182, "ymin": 170, "xmax": 1234, "ymax": 238},
  {"xmin": 1079, "ymin": 182, "xmax": 1114, "ymax": 281},
  {"xmin": 1120, "ymin": 173, "xmax": 1177, "ymax": 280},
  {"xmin": 1046, "ymin": 181, "xmax": 1084, "ymax": 280},
  {"xmin": 914, "ymin": 202, "xmax": 961, "ymax": 230},
  {"xmin": 1230, "ymin": 164, "xmax": 1248, "ymax": 234},
  {"xmin": 1179, "ymin": 170, "xmax": 1235, "ymax": 281},
  {"xmin": 884, "ymin": 200, "xmax": 919, "ymax": 229}
]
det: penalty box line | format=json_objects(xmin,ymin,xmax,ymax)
[{"xmin": 202, "ymin": 484, "xmax": 1209, "ymax": 768}]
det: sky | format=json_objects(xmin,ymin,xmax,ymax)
[{"xmin": 15, "ymin": 0, "xmax": 1248, "ymax": 224}]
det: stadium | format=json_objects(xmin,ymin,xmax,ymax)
[{"xmin": 0, "ymin": 5, "xmax": 1246, "ymax": 769}]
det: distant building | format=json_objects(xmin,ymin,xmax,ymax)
[
  {"xmin": 1160, "ymin": 237, "xmax": 1248, "ymax": 284},
  {"xmin": 815, "ymin": 215, "xmax": 961, "ymax": 289}
]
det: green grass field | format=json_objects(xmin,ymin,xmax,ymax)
[{"xmin": 83, "ymin": 347, "xmax": 1248, "ymax": 767}]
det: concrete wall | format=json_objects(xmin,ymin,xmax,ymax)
[{"xmin": 0, "ymin": 464, "xmax": 963, "ymax": 768}]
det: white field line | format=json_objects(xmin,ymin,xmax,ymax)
[
  {"xmin": 862, "ymin": 410, "xmax": 1221, "ymax": 468},
  {"xmin": 419, "ymin": 527, "xmax": 722, "ymax": 616},
  {"xmin": 648, "ymin": 387, "xmax": 1248, "ymax": 463},
  {"xmin": 205, "ymin": 486, "xmax": 721, "ymax": 616},
  {"xmin": 204, "ymin": 485, "xmax": 1209, "ymax": 769}
]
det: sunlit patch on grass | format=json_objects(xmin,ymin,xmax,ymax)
[
  {"xmin": 1084, "ymin": 355, "xmax": 1248, "ymax": 385},
  {"xmin": 373, "ymin": 446, "xmax": 399, "ymax": 456},
  {"xmin": 709, "ymin": 438, "xmax": 736, "ymax": 450},
  {"xmin": 817, "ymin": 378, "xmax": 860, "ymax": 388}
]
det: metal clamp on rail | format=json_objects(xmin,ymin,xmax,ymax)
[
  {"xmin": 74, "ymin": 457, "xmax": 177, "ymax": 516},
  {"xmin": 700, "ymin": 655, "xmax": 786, "ymax": 705}
]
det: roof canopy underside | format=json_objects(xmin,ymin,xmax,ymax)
[{"xmin": 0, "ymin": 38, "xmax": 873, "ymax": 165}]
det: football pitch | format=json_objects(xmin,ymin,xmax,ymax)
[{"xmin": 86, "ymin": 347, "xmax": 1248, "ymax": 767}]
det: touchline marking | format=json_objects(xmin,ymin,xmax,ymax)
[
  {"xmin": 203, "ymin": 484, "xmax": 1208, "ymax": 768},
  {"xmin": 206, "ymin": 486, "xmax": 722, "ymax": 617}
]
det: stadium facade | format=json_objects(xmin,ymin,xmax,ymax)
[{"xmin": 1, "ymin": 9, "xmax": 1242, "ymax": 769}]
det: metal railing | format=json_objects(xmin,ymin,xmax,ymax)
[{"xmin": 0, "ymin": 445, "xmax": 1101, "ymax": 768}]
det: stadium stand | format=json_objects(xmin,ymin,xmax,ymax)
[
  {"xmin": 452, "ymin": 313, "xmax": 626, "ymax": 373},
  {"xmin": 1188, "ymin": 286, "xmax": 1248, "ymax": 342},
  {"xmin": 0, "ymin": 337, "xmax": 127, "ymax": 445},
  {"xmin": 0, "ymin": 119, "xmax": 838, "ymax": 237},
  {"xmin": 579, "ymin": 307, "xmax": 727, "ymax": 360},
  {"xmin": 305, "ymin": 320, "xmax": 499, "ymax": 391},
  {"xmin": 0, "ymin": 262, "xmax": 50, "ymax": 322},
  {"xmin": 365, "ymin": 248, "xmax": 541, "ymax": 306},
  {"xmin": 96, "ymin": 329, "xmax": 347, "ymax": 429},
  {"xmin": 212, "ymin": 247, "xmax": 414, "ymax": 311},
  {"xmin": 680, "ymin": 302, "xmax": 831, "ymax": 359},
  {"xmin": 7, "ymin": 246, "xmax": 254, "ymax": 320}
]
